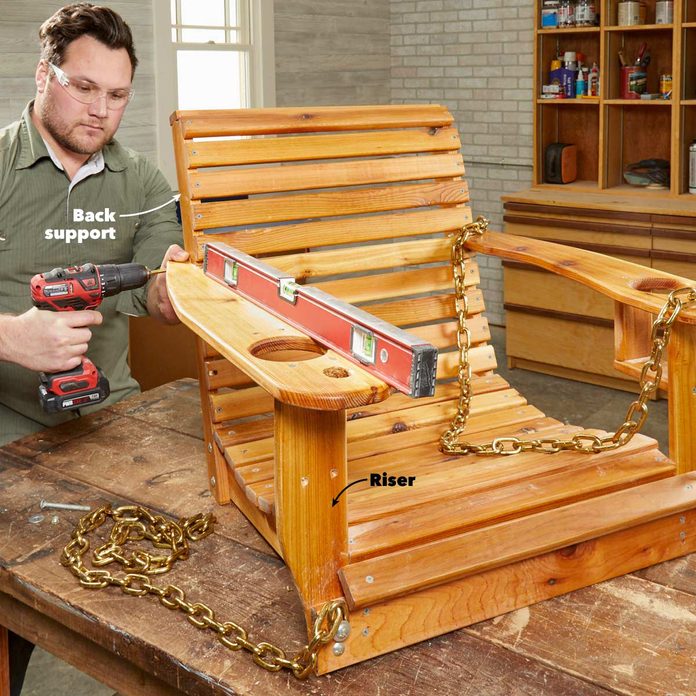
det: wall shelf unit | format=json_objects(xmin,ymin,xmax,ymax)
[{"xmin": 502, "ymin": 0, "xmax": 696, "ymax": 391}]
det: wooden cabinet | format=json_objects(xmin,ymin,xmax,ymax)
[
  {"xmin": 502, "ymin": 190, "xmax": 696, "ymax": 391},
  {"xmin": 503, "ymin": 1, "xmax": 696, "ymax": 391}
]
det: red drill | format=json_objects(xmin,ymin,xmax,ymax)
[{"xmin": 30, "ymin": 262, "xmax": 161, "ymax": 413}]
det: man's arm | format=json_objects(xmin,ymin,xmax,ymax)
[
  {"xmin": 0, "ymin": 309, "xmax": 102, "ymax": 372},
  {"xmin": 145, "ymin": 244, "xmax": 189, "ymax": 324},
  {"xmin": 115, "ymin": 154, "xmax": 186, "ymax": 323}
]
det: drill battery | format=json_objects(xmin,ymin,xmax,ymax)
[{"xmin": 38, "ymin": 357, "xmax": 110, "ymax": 413}]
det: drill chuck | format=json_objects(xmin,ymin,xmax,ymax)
[{"xmin": 98, "ymin": 263, "xmax": 153, "ymax": 297}]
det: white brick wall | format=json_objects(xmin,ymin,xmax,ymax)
[
  {"xmin": 274, "ymin": 1, "xmax": 391, "ymax": 106},
  {"xmin": 390, "ymin": 0, "xmax": 535, "ymax": 325}
]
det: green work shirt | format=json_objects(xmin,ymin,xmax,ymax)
[{"xmin": 0, "ymin": 103, "xmax": 182, "ymax": 445}]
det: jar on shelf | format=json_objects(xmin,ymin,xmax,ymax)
[
  {"xmin": 576, "ymin": 0, "xmax": 596, "ymax": 26},
  {"xmin": 558, "ymin": 0, "xmax": 576, "ymax": 27},
  {"xmin": 618, "ymin": 0, "xmax": 644, "ymax": 26},
  {"xmin": 655, "ymin": 1, "xmax": 674, "ymax": 24}
]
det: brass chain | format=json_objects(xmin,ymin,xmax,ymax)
[
  {"xmin": 61, "ymin": 504, "xmax": 346, "ymax": 679},
  {"xmin": 440, "ymin": 216, "xmax": 696, "ymax": 457}
]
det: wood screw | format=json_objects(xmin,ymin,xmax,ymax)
[{"xmin": 40, "ymin": 500, "xmax": 90, "ymax": 512}]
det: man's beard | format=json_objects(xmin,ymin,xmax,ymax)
[{"xmin": 37, "ymin": 92, "xmax": 113, "ymax": 155}]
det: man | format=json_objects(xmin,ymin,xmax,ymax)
[
  {"xmin": 0, "ymin": 4, "xmax": 187, "ymax": 692},
  {"xmin": 0, "ymin": 2, "xmax": 187, "ymax": 447}
]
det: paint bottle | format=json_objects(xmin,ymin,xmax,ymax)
[
  {"xmin": 576, "ymin": 0, "xmax": 596, "ymax": 26},
  {"xmin": 558, "ymin": 0, "xmax": 576, "ymax": 26},
  {"xmin": 576, "ymin": 69, "xmax": 586, "ymax": 97},
  {"xmin": 588, "ymin": 62, "xmax": 599, "ymax": 96}
]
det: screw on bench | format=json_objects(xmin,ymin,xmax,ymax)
[{"xmin": 39, "ymin": 500, "xmax": 91, "ymax": 512}]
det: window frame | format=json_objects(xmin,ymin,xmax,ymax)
[{"xmin": 153, "ymin": 0, "xmax": 276, "ymax": 187}]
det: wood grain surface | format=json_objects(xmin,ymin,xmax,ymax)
[{"xmin": 1, "ymin": 380, "xmax": 695, "ymax": 695}]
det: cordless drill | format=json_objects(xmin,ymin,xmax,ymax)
[{"xmin": 30, "ymin": 262, "xmax": 161, "ymax": 413}]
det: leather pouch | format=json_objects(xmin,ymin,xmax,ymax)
[{"xmin": 545, "ymin": 143, "xmax": 577, "ymax": 184}]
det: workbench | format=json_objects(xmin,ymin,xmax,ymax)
[{"xmin": 1, "ymin": 380, "xmax": 694, "ymax": 695}]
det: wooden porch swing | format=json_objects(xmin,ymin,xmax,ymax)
[{"xmin": 165, "ymin": 104, "xmax": 696, "ymax": 676}]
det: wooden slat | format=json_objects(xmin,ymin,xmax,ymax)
[
  {"xmin": 213, "ymin": 376, "xmax": 509, "ymax": 450},
  {"xmin": 213, "ymin": 416, "xmax": 274, "ymax": 448},
  {"xmin": 268, "ymin": 237, "xmax": 459, "ymax": 281},
  {"xmin": 230, "ymin": 408, "xmax": 552, "ymax": 490},
  {"xmin": 193, "ymin": 207, "xmax": 471, "ymax": 260},
  {"xmin": 173, "ymin": 104, "xmax": 454, "ymax": 138},
  {"xmin": 203, "ymin": 357, "xmax": 255, "ymax": 391},
  {"xmin": 347, "ymin": 438, "xmax": 670, "ymax": 559},
  {"xmin": 190, "ymin": 155, "xmax": 464, "ymax": 199},
  {"xmin": 367, "ymin": 289, "xmax": 484, "ymax": 326},
  {"xmin": 186, "ymin": 127, "xmax": 462, "ymax": 167},
  {"xmin": 344, "ymin": 375, "xmax": 508, "ymax": 421},
  {"xmin": 415, "ymin": 316, "xmax": 490, "ymax": 349},
  {"xmin": 317, "ymin": 265, "xmax": 461, "ymax": 304},
  {"xmin": 347, "ymin": 432, "xmax": 664, "ymax": 525},
  {"xmin": 339, "ymin": 466, "xmax": 692, "ymax": 609},
  {"xmin": 226, "ymin": 384, "xmax": 530, "ymax": 473},
  {"xmin": 210, "ymin": 386, "xmax": 272, "ymax": 423},
  {"xmin": 345, "ymin": 415, "xmax": 564, "ymax": 468},
  {"xmin": 437, "ymin": 343, "xmax": 496, "ymax": 380},
  {"xmin": 322, "ymin": 509, "xmax": 696, "ymax": 673},
  {"xmin": 190, "ymin": 180, "xmax": 470, "ymax": 231}
]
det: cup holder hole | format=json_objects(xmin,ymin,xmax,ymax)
[
  {"xmin": 631, "ymin": 277, "xmax": 682, "ymax": 294},
  {"xmin": 324, "ymin": 367, "xmax": 350, "ymax": 379},
  {"xmin": 250, "ymin": 336, "xmax": 326, "ymax": 362}
]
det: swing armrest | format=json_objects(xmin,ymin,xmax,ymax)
[
  {"xmin": 166, "ymin": 261, "xmax": 391, "ymax": 411},
  {"xmin": 467, "ymin": 230, "xmax": 696, "ymax": 323}
]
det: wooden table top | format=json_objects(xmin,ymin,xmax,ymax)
[{"xmin": 1, "ymin": 380, "xmax": 695, "ymax": 695}]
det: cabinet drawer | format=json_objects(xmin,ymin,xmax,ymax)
[
  {"xmin": 506, "ymin": 312, "xmax": 629, "ymax": 381},
  {"xmin": 504, "ymin": 265, "xmax": 614, "ymax": 320}
]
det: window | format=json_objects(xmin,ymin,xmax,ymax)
[
  {"xmin": 153, "ymin": 0, "xmax": 275, "ymax": 185},
  {"xmin": 171, "ymin": 0, "xmax": 249, "ymax": 110}
]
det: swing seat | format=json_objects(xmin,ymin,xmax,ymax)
[{"xmin": 167, "ymin": 105, "xmax": 696, "ymax": 674}]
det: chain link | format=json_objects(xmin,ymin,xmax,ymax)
[
  {"xmin": 61, "ymin": 504, "xmax": 346, "ymax": 679},
  {"xmin": 440, "ymin": 216, "xmax": 696, "ymax": 457}
]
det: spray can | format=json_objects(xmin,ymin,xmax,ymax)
[
  {"xmin": 689, "ymin": 141, "xmax": 696, "ymax": 194},
  {"xmin": 656, "ymin": 1, "xmax": 673, "ymax": 24}
]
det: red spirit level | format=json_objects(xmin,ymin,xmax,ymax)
[{"xmin": 203, "ymin": 242, "xmax": 438, "ymax": 397}]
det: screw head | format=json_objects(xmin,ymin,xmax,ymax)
[
  {"xmin": 210, "ymin": 476, "xmax": 216, "ymax": 487},
  {"xmin": 28, "ymin": 514, "xmax": 44, "ymax": 524},
  {"xmin": 365, "ymin": 575, "xmax": 374, "ymax": 584},
  {"xmin": 335, "ymin": 620, "xmax": 351, "ymax": 642},
  {"xmin": 332, "ymin": 642, "xmax": 345, "ymax": 656}
]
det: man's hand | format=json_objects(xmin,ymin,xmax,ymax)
[
  {"xmin": 146, "ymin": 244, "xmax": 189, "ymax": 324},
  {"xmin": 0, "ymin": 308, "xmax": 103, "ymax": 372}
]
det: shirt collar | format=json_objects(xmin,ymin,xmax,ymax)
[{"xmin": 15, "ymin": 101, "xmax": 128, "ymax": 173}]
